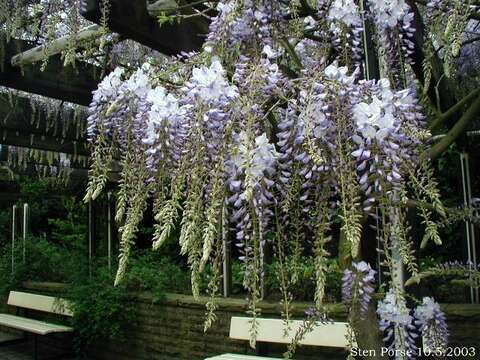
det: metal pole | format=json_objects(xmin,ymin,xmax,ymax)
[
  {"xmin": 460, "ymin": 152, "xmax": 479, "ymax": 304},
  {"xmin": 107, "ymin": 192, "xmax": 112, "ymax": 270},
  {"xmin": 376, "ymin": 206, "xmax": 383, "ymax": 287},
  {"xmin": 464, "ymin": 155, "xmax": 478, "ymax": 303},
  {"xmin": 88, "ymin": 200, "xmax": 93, "ymax": 276},
  {"xmin": 33, "ymin": 334, "xmax": 38, "ymax": 360},
  {"xmin": 431, "ymin": 130, "xmax": 480, "ymax": 142},
  {"xmin": 22, "ymin": 203, "xmax": 29, "ymax": 263},
  {"xmin": 11, "ymin": 205, "xmax": 16, "ymax": 275}
]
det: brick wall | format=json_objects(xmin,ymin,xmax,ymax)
[
  {"xmin": 90, "ymin": 294, "xmax": 347, "ymax": 360},
  {"xmin": 16, "ymin": 283, "xmax": 480, "ymax": 360}
]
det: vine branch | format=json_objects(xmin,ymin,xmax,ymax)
[
  {"xmin": 427, "ymin": 92, "xmax": 480, "ymax": 160},
  {"xmin": 429, "ymin": 88, "xmax": 480, "ymax": 131}
]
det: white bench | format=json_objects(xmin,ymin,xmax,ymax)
[
  {"xmin": 0, "ymin": 291, "xmax": 73, "ymax": 359},
  {"xmin": 206, "ymin": 317, "xmax": 353, "ymax": 360}
]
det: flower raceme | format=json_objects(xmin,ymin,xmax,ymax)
[
  {"xmin": 185, "ymin": 58, "xmax": 238, "ymax": 103},
  {"xmin": 376, "ymin": 292, "xmax": 450, "ymax": 358},
  {"xmin": 414, "ymin": 297, "xmax": 449, "ymax": 352},
  {"xmin": 377, "ymin": 290, "xmax": 419, "ymax": 358},
  {"xmin": 342, "ymin": 261, "xmax": 376, "ymax": 317},
  {"xmin": 143, "ymin": 87, "xmax": 183, "ymax": 146}
]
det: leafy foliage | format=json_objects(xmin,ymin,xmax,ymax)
[
  {"xmin": 3, "ymin": 0, "xmax": 480, "ymax": 357},
  {"xmin": 67, "ymin": 267, "xmax": 134, "ymax": 353}
]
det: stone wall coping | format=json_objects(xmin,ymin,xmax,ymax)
[{"xmin": 20, "ymin": 281, "xmax": 480, "ymax": 320}]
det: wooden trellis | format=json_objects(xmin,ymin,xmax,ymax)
[{"xmin": 0, "ymin": 0, "xmax": 206, "ymax": 157}]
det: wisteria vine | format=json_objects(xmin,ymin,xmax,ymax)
[{"xmin": 81, "ymin": 0, "xmax": 479, "ymax": 358}]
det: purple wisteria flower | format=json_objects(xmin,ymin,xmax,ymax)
[
  {"xmin": 183, "ymin": 58, "xmax": 239, "ymax": 171},
  {"xmin": 350, "ymin": 78, "xmax": 425, "ymax": 205},
  {"xmin": 141, "ymin": 86, "xmax": 189, "ymax": 173},
  {"xmin": 368, "ymin": 0, "xmax": 411, "ymax": 29},
  {"xmin": 276, "ymin": 100, "xmax": 313, "ymax": 189},
  {"xmin": 367, "ymin": 0, "xmax": 416, "ymax": 87},
  {"xmin": 204, "ymin": 1, "xmax": 235, "ymax": 51},
  {"xmin": 87, "ymin": 63, "xmax": 154, "ymax": 149},
  {"xmin": 232, "ymin": 46, "xmax": 288, "ymax": 101},
  {"xmin": 294, "ymin": 38, "xmax": 325, "ymax": 70},
  {"xmin": 377, "ymin": 289, "xmax": 419, "ymax": 359},
  {"xmin": 342, "ymin": 261, "xmax": 376, "ymax": 317},
  {"xmin": 184, "ymin": 58, "xmax": 238, "ymax": 104},
  {"xmin": 414, "ymin": 297, "xmax": 449, "ymax": 351},
  {"xmin": 227, "ymin": 131, "xmax": 278, "ymax": 268},
  {"xmin": 325, "ymin": 0, "xmax": 364, "ymax": 65},
  {"xmin": 87, "ymin": 67, "xmax": 125, "ymax": 138}
]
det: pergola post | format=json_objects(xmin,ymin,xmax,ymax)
[
  {"xmin": 22, "ymin": 203, "xmax": 29, "ymax": 263},
  {"xmin": 107, "ymin": 192, "xmax": 113, "ymax": 271},
  {"xmin": 88, "ymin": 199, "xmax": 96, "ymax": 276},
  {"xmin": 460, "ymin": 152, "xmax": 479, "ymax": 304},
  {"xmin": 11, "ymin": 205, "xmax": 16, "ymax": 276}
]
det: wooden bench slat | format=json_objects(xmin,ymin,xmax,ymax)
[
  {"xmin": 229, "ymin": 317, "xmax": 352, "ymax": 348},
  {"xmin": 7, "ymin": 291, "xmax": 73, "ymax": 317},
  {"xmin": 207, "ymin": 316, "xmax": 354, "ymax": 359},
  {"xmin": 0, "ymin": 314, "xmax": 73, "ymax": 335}
]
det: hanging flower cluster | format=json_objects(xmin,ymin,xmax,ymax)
[
  {"xmin": 205, "ymin": 0, "xmax": 286, "ymax": 54},
  {"xmin": 376, "ymin": 293, "xmax": 451, "ymax": 358},
  {"xmin": 228, "ymin": 131, "xmax": 278, "ymax": 338},
  {"xmin": 367, "ymin": 0, "xmax": 416, "ymax": 87},
  {"xmin": 323, "ymin": 0, "xmax": 364, "ymax": 67},
  {"xmin": 351, "ymin": 79, "xmax": 425, "ymax": 198},
  {"xmin": 414, "ymin": 297, "xmax": 449, "ymax": 351},
  {"xmin": 83, "ymin": 0, "xmax": 463, "ymax": 355},
  {"xmin": 377, "ymin": 289, "xmax": 418, "ymax": 358},
  {"xmin": 143, "ymin": 86, "xmax": 188, "ymax": 173},
  {"xmin": 342, "ymin": 261, "xmax": 376, "ymax": 317}
]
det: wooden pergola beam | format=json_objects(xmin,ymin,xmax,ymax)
[
  {"xmin": 0, "ymin": 38, "xmax": 100, "ymax": 106},
  {"xmin": 11, "ymin": 25, "xmax": 102, "ymax": 68},
  {"xmin": 0, "ymin": 129, "xmax": 89, "ymax": 157},
  {"xmin": 80, "ymin": 0, "xmax": 206, "ymax": 55},
  {"xmin": 147, "ymin": 0, "xmax": 180, "ymax": 15},
  {"xmin": 0, "ymin": 91, "xmax": 89, "ymax": 156},
  {"xmin": 0, "ymin": 92, "xmax": 125, "ymax": 180},
  {"xmin": 0, "ymin": 92, "xmax": 88, "ymax": 143},
  {"xmin": 0, "ymin": 145, "xmax": 89, "ymax": 170}
]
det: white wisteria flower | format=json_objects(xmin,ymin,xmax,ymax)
[
  {"xmin": 414, "ymin": 297, "xmax": 438, "ymax": 320},
  {"xmin": 328, "ymin": 0, "xmax": 362, "ymax": 27},
  {"xmin": 188, "ymin": 58, "xmax": 238, "ymax": 102},
  {"xmin": 148, "ymin": 87, "xmax": 181, "ymax": 119},
  {"xmin": 262, "ymin": 45, "xmax": 278, "ymax": 59},
  {"xmin": 353, "ymin": 96, "xmax": 395, "ymax": 140},
  {"xmin": 368, "ymin": 0, "xmax": 411, "ymax": 29},
  {"xmin": 324, "ymin": 63, "xmax": 356, "ymax": 84},
  {"xmin": 353, "ymin": 80, "xmax": 397, "ymax": 141},
  {"xmin": 123, "ymin": 67, "xmax": 151, "ymax": 98},
  {"xmin": 234, "ymin": 132, "xmax": 278, "ymax": 191},
  {"xmin": 377, "ymin": 290, "xmax": 412, "ymax": 326},
  {"xmin": 93, "ymin": 67, "xmax": 124, "ymax": 102},
  {"xmin": 414, "ymin": 297, "xmax": 449, "ymax": 350},
  {"xmin": 251, "ymin": 133, "xmax": 278, "ymax": 179},
  {"xmin": 143, "ymin": 87, "xmax": 183, "ymax": 145},
  {"xmin": 303, "ymin": 16, "xmax": 317, "ymax": 31}
]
